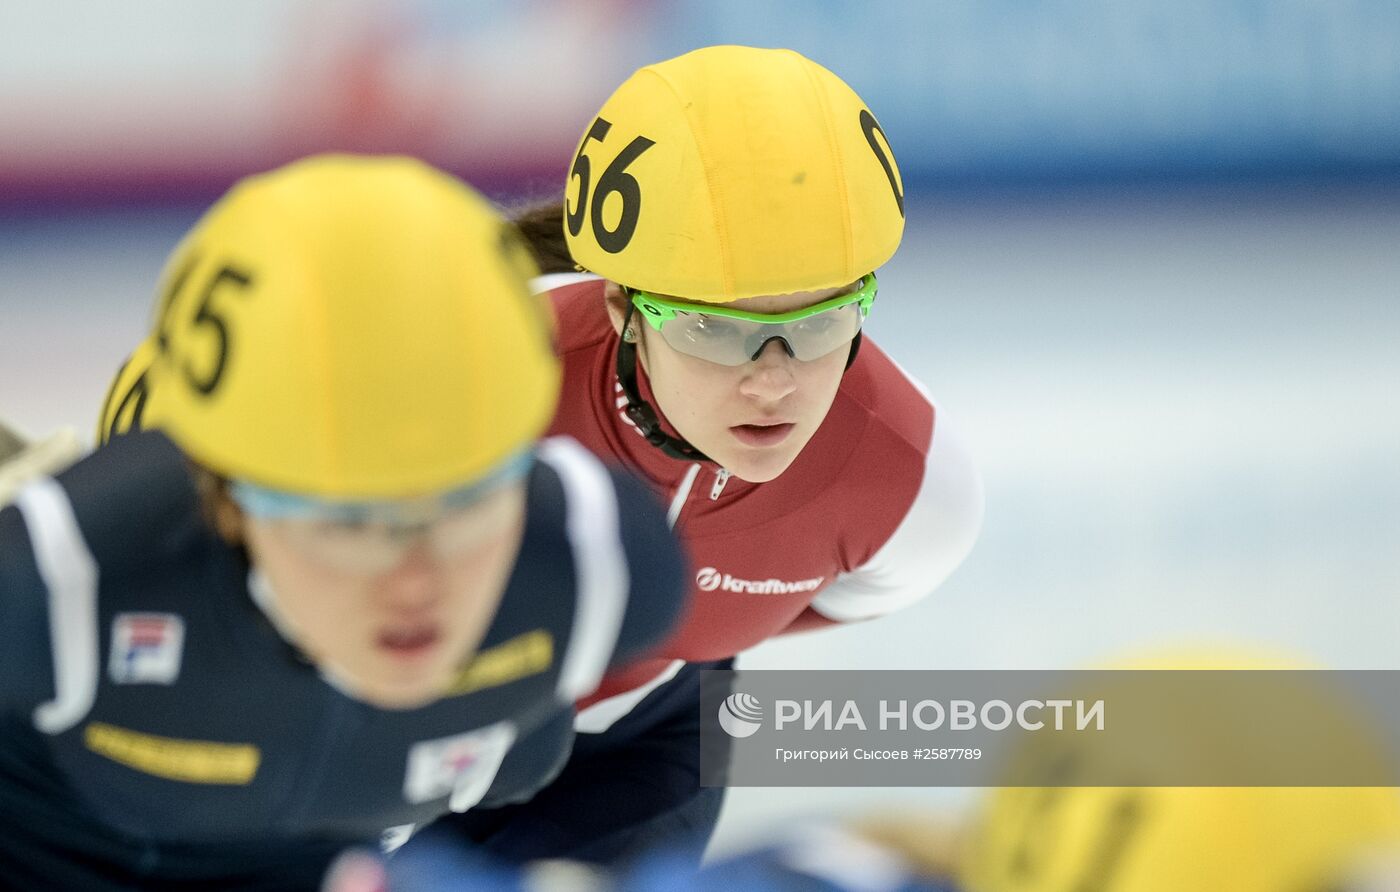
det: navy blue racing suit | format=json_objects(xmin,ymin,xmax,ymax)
[{"xmin": 0, "ymin": 431, "xmax": 685, "ymax": 890}]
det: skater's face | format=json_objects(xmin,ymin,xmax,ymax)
[
  {"xmin": 604, "ymin": 282, "xmax": 857, "ymax": 483},
  {"xmin": 239, "ymin": 478, "xmax": 528, "ymax": 710}
]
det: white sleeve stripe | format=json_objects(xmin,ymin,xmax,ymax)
[
  {"xmin": 809, "ymin": 409, "xmax": 984, "ymax": 623},
  {"xmin": 529, "ymin": 272, "xmax": 601, "ymax": 295},
  {"xmin": 14, "ymin": 477, "xmax": 100, "ymax": 735},
  {"xmin": 537, "ymin": 437, "xmax": 631, "ymax": 702},
  {"xmin": 666, "ymin": 463, "xmax": 701, "ymax": 529},
  {"xmin": 573, "ymin": 658, "xmax": 685, "ymax": 734},
  {"xmin": 885, "ymin": 352, "xmax": 936, "ymax": 407}
]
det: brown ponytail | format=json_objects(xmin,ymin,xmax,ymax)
[
  {"xmin": 187, "ymin": 462, "xmax": 244, "ymax": 545},
  {"xmin": 508, "ymin": 196, "xmax": 577, "ymax": 275}
]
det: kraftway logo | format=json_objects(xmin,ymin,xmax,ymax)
[
  {"xmin": 695, "ymin": 567, "xmax": 825, "ymax": 595},
  {"xmin": 718, "ymin": 693, "xmax": 764, "ymax": 738}
]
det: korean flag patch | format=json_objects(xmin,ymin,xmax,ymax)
[
  {"xmin": 403, "ymin": 721, "xmax": 516, "ymax": 813},
  {"xmin": 109, "ymin": 613, "xmax": 185, "ymax": 685}
]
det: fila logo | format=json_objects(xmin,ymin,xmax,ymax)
[
  {"xmin": 695, "ymin": 567, "xmax": 825, "ymax": 595},
  {"xmin": 109, "ymin": 613, "xmax": 185, "ymax": 685}
]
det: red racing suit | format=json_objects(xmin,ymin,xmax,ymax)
[{"xmin": 542, "ymin": 274, "xmax": 985, "ymax": 730}]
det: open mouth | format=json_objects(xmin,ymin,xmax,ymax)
[
  {"xmin": 376, "ymin": 624, "xmax": 442, "ymax": 660},
  {"xmin": 729, "ymin": 422, "xmax": 796, "ymax": 448}
]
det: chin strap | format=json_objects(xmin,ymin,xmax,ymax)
[
  {"xmin": 615, "ymin": 305, "xmax": 865, "ymax": 465},
  {"xmin": 617, "ymin": 306, "xmax": 712, "ymax": 462}
]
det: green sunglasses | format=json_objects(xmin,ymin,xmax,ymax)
[{"xmin": 627, "ymin": 274, "xmax": 878, "ymax": 366}]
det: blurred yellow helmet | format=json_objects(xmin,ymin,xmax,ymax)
[
  {"xmin": 563, "ymin": 45, "xmax": 906, "ymax": 303},
  {"xmin": 145, "ymin": 154, "xmax": 559, "ymax": 499},
  {"xmin": 961, "ymin": 649, "xmax": 1400, "ymax": 892},
  {"xmin": 964, "ymin": 786, "xmax": 1400, "ymax": 892},
  {"xmin": 98, "ymin": 336, "xmax": 163, "ymax": 445}
]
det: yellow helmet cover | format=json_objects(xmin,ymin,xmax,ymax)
[
  {"xmin": 563, "ymin": 45, "xmax": 906, "ymax": 302},
  {"xmin": 147, "ymin": 154, "xmax": 559, "ymax": 499},
  {"xmin": 961, "ymin": 650, "xmax": 1400, "ymax": 892},
  {"xmin": 98, "ymin": 335, "xmax": 166, "ymax": 445}
]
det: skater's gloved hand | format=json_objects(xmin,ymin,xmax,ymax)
[{"xmin": 0, "ymin": 420, "xmax": 83, "ymax": 506}]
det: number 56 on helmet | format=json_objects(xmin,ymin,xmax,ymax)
[{"xmin": 563, "ymin": 45, "xmax": 906, "ymax": 303}]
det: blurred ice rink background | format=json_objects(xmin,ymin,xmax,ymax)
[{"xmin": 3, "ymin": 0, "xmax": 1398, "ymax": 857}]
